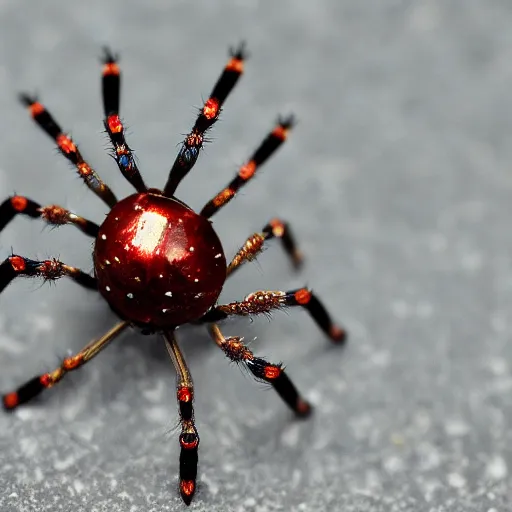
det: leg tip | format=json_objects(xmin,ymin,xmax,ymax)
[
  {"xmin": 180, "ymin": 480, "xmax": 196, "ymax": 506},
  {"xmin": 2, "ymin": 392, "xmax": 19, "ymax": 411},
  {"xmin": 329, "ymin": 325, "xmax": 347, "ymax": 344},
  {"xmin": 295, "ymin": 398, "xmax": 313, "ymax": 418}
]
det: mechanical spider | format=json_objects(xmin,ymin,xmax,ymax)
[{"xmin": 1, "ymin": 44, "xmax": 345, "ymax": 505}]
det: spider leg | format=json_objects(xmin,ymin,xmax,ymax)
[
  {"xmin": 0, "ymin": 195, "xmax": 99, "ymax": 237},
  {"xmin": 102, "ymin": 48, "xmax": 147, "ymax": 192},
  {"xmin": 200, "ymin": 116, "xmax": 294, "ymax": 218},
  {"xmin": 0, "ymin": 255, "xmax": 97, "ymax": 292},
  {"xmin": 163, "ymin": 43, "xmax": 247, "ymax": 197},
  {"xmin": 163, "ymin": 331, "xmax": 199, "ymax": 506},
  {"xmin": 208, "ymin": 323, "xmax": 311, "ymax": 416},
  {"xmin": 226, "ymin": 218, "xmax": 304, "ymax": 278},
  {"xmin": 199, "ymin": 288, "xmax": 345, "ymax": 344},
  {"xmin": 19, "ymin": 94, "xmax": 117, "ymax": 208},
  {"xmin": 2, "ymin": 321, "xmax": 128, "ymax": 410}
]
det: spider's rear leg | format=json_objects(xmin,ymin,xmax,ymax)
[
  {"xmin": 163, "ymin": 331, "xmax": 199, "ymax": 506},
  {"xmin": 19, "ymin": 94, "xmax": 117, "ymax": 207},
  {"xmin": 208, "ymin": 324, "xmax": 311, "ymax": 416},
  {"xmin": 2, "ymin": 321, "xmax": 129, "ymax": 410},
  {"xmin": 200, "ymin": 287, "xmax": 346, "ymax": 344},
  {"xmin": 0, "ymin": 195, "xmax": 99, "ymax": 237}
]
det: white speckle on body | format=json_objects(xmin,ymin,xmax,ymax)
[
  {"xmin": 165, "ymin": 291, "xmax": 173, "ymax": 297},
  {"xmin": 194, "ymin": 278, "xmax": 199, "ymax": 283},
  {"xmin": 105, "ymin": 286, "xmax": 111, "ymax": 292},
  {"xmin": 126, "ymin": 293, "xmax": 134, "ymax": 299},
  {"xmin": 101, "ymin": 234, "xmax": 106, "ymax": 240},
  {"xmin": 215, "ymin": 253, "xmax": 222, "ymax": 258},
  {"xmin": 189, "ymin": 246, "xmax": 195, "ymax": 252}
]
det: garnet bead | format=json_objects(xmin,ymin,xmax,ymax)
[{"xmin": 94, "ymin": 192, "xmax": 226, "ymax": 328}]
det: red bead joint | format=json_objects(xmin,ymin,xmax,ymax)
[
  {"xmin": 10, "ymin": 196, "xmax": 28, "ymax": 212},
  {"xmin": 56, "ymin": 134, "xmax": 77, "ymax": 155},
  {"xmin": 179, "ymin": 430, "xmax": 199, "ymax": 450},
  {"xmin": 3, "ymin": 392, "xmax": 19, "ymax": 409},
  {"xmin": 9, "ymin": 256, "xmax": 26, "ymax": 272},
  {"xmin": 294, "ymin": 288, "xmax": 312, "ymax": 305},
  {"xmin": 180, "ymin": 480, "xmax": 196, "ymax": 503},
  {"xmin": 103, "ymin": 62, "xmax": 120, "ymax": 76},
  {"xmin": 203, "ymin": 98, "xmax": 220, "ymax": 120},
  {"xmin": 107, "ymin": 115, "xmax": 123, "ymax": 134},
  {"xmin": 177, "ymin": 387, "xmax": 193, "ymax": 403},
  {"xmin": 29, "ymin": 102, "xmax": 45, "ymax": 117},
  {"xmin": 39, "ymin": 374, "xmax": 52, "ymax": 388},
  {"xmin": 238, "ymin": 161, "xmax": 257, "ymax": 181}
]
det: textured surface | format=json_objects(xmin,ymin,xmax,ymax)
[{"xmin": 1, "ymin": 1, "xmax": 512, "ymax": 511}]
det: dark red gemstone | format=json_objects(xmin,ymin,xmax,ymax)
[{"xmin": 93, "ymin": 192, "xmax": 226, "ymax": 328}]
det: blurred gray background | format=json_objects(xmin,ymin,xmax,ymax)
[{"xmin": 0, "ymin": 1, "xmax": 511, "ymax": 511}]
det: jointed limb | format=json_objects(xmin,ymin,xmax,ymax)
[
  {"xmin": 227, "ymin": 218, "xmax": 303, "ymax": 278},
  {"xmin": 0, "ymin": 195, "xmax": 99, "ymax": 237},
  {"xmin": 208, "ymin": 324, "xmax": 311, "ymax": 416},
  {"xmin": 101, "ymin": 48, "xmax": 147, "ymax": 192},
  {"xmin": 163, "ymin": 43, "xmax": 247, "ymax": 197},
  {"xmin": 19, "ymin": 94, "xmax": 117, "ymax": 207},
  {"xmin": 2, "ymin": 321, "xmax": 129, "ymax": 410},
  {"xmin": 0, "ymin": 255, "xmax": 97, "ymax": 293},
  {"xmin": 164, "ymin": 331, "xmax": 199, "ymax": 505},
  {"xmin": 201, "ymin": 288, "xmax": 345, "ymax": 343},
  {"xmin": 200, "ymin": 117, "xmax": 295, "ymax": 218}
]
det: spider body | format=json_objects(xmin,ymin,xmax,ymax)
[
  {"xmin": 1, "ymin": 45, "xmax": 346, "ymax": 506},
  {"xmin": 94, "ymin": 191, "xmax": 226, "ymax": 329}
]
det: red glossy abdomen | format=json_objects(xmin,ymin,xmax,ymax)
[{"xmin": 94, "ymin": 192, "xmax": 226, "ymax": 329}]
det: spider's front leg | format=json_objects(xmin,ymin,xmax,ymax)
[
  {"xmin": 19, "ymin": 94, "xmax": 117, "ymax": 207},
  {"xmin": 101, "ymin": 47, "xmax": 147, "ymax": 192},
  {"xmin": 164, "ymin": 331, "xmax": 199, "ymax": 506},
  {"xmin": 163, "ymin": 43, "xmax": 247, "ymax": 197}
]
